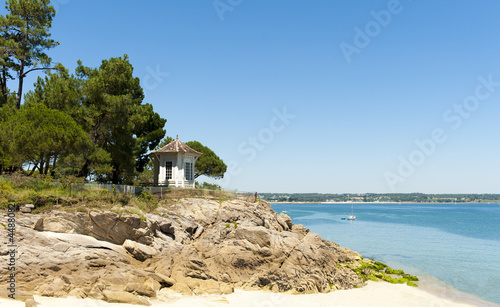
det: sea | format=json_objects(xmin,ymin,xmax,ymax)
[{"xmin": 271, "ymin": 202, "xmax": 500, "ymax": 306}]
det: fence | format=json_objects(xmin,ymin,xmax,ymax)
[{"xmin": 0, "ymin": 175, "xmax": 256, "ymax": 203}]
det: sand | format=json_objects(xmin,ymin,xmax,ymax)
[{"xmin": 1, "ymin": 281, "xmax": 493, "ymax": 307}]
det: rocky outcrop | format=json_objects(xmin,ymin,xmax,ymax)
[{"xmin": 0, "ymin": 198, "xmax": 363, "ymax": 304}]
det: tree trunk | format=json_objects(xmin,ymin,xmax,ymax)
[
  {"xmin": 112, "ymin": 165, "xmax": 120, "ymax": 184},
  {"xmin": 51, "ymin": 156, "xmax": 57, "ymax": 176},
  {"xmin": 15, "ymin": 60, "xmax": 24, "ymax": 109},
  {"xmin": 44, "ymin": 156, "xmax": 50, "ymax": 175},
  {"xmin": 0, "ymin": 69, "xmax": 8, "ymax": 106},
  {"xmin": 39, "ymin": 154, "xmax": 44, "ymax": 175},
  {"xmin": 78, "ymin": 159, "xmax": 90, "ymax": 179}
]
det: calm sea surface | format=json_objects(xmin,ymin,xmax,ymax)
[{"xmin": 271, "ymin": 202, "xmax": 500, "ymax": 306}]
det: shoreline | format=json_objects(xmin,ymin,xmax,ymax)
[
  {"xmin": 269, "ymin": 201, "xmax": 498, "ymax": 204},
  {"xmin": 2, "ymin": 280, "xmax": 496, "ymax": 307}
]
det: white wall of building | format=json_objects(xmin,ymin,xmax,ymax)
[{"xmin": 152, "ymin": 153, "xmax": 198, "ymax": 187}]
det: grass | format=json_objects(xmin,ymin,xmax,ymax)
[{"xmin": 0, "ymin": 173, "xmax": 237, "ymax": 216}]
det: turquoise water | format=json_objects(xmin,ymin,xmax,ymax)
[{"xmin": 271, "ymin": 203, "xmax": 500, "ymax": 305}]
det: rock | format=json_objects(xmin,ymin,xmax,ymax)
[
  {"xmin": 88, "ymin": 260, "xmax": 107, "ymax": 267},
  {"xmin": 20, "ymin": 207, "xmax": 32, "ymax": 213},
  {"xmin": 102, "ymin": 290, "xmax": 151, "ymax": 306},
  {"xmin": 192, "ymin": 225, "xmax": 204, "ymax": 239},
  {"xmin": 88, "ymin": 284, "xmax": 105, "ymax": 300},
  {"xmin": 220, "ymin": 283, "xmax": 234, "ymax": 294},
  {"xmin": 149, "ymin": 272, "xmax": 175, "ymax": 287},
  {"xmin": 138, "ymin": 278, "xmax": 162, "ymax": 297},
  {"xmin": 279, "ymin": 213, "xmax": 293, "ymax": 229},
  {"xmin": 68, "ymin": 288, "xmax": 86, "ymax": 298},
  {"xmin": 25, "ymin": 299, "xmax": 38, "ymax": 307},
  {"xmin": 34, "ymin": 218, "xmax": 43, "ymax": 230},
  {"xmin": 25, "ymin": 204, "xmax": 35, "ymax": 209},
  {"xmin": 234, "ymin": 226, "xmax": 271, "ymax": 248},
  {"xmin": 17, "ymin": 217, "xmax": 35, "ymax": 228},
  {"xmin": 171, "ymin": 282, "xmax": 192, "ymax": 295},
  {"xmin": 123, "ymin": 239, "xmax": 157, "ymax": 261},
  {"xmin": 38, "ymin": 277, "xmax": 69, "ymax": 297},
  {"xmin": 33, "ymin": 211, "xmax": 155, "ymax": 245},
  {"xmin": 6, "ymin": 197, "xmax": 365, "ymax": 304}
]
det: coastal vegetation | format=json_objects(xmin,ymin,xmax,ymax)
[
  {"xmin": 344, "ymin": 258, "xmax": 419, "ymax": 287},
  {"xmin": 260, "ymin": 192, "xmax": 500, "ymax": 203},
  {"xmin": 0, "ymin": 173, "xmax": 234, "ymax": 212},
  {"xmin": 0, "ymin": 0, "xmax": 226, "ymax": 186}
]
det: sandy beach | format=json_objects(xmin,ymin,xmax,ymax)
[{"xmin": 1, "ymin": 281, "xmax": 492, "ymax": 307}]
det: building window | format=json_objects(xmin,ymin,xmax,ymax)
[
  {"xmin": 165, "ymin": 161, "xmax": 172, "ymax": 180},
  {"xmin": 185, "ymin": 162, "xmax": 193, "ymax": 181}
]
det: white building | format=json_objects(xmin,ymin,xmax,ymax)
[{"xmin": 149, "ymin": 137, "xmax": 202, "ymax": 188}]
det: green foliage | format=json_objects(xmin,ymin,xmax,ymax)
[
  {"xmin": 132, "ymin": 160, "xmax": 154, "ymax": 186},
  {"xmin": 348, "ymin": 259, "xmax": 418, "ymax": 287},
  {"xmin": 403, "ymin": 274, "xmax": 419, "ymax": 281},
  {"xmin": 9, "ymin": 104, "xmax": 91, "ymax": 175},
  {"xmin": 0, "ymin": 0, "xmax": 60, "ymax": 108},
  {"xmin": 407, "ymin": 281, "xmax": 418, "ymax": 287},
  {"xmin": 185, "ymin": 141, "xmax": 227, "ymax": 179},
  {"xmin": 381, "ymin": 274, "xmax": 403, "ymax": 284},
  {"xmin": 195, "ymin": 181, "xmax": 221, "ymax": 190},
  {"xmin": 374, "ymin": 261, "xmax": 387, "ymax": 270},
  {"xmin": 0, "ymin": 101, "xmax": 17, "ymax": 170},
  {"xmin": 136, "ymin": 189, "xmax": 159, "ymax": 212},
  {"xmin": 385, "ymin": 267, "xmax": 405, "ymax": 275},
  {"xmin": 155, "ymin": 136, "xmax": 173, "ymax": 150},
  {"xmin": 20, "ymin": 55, "xmax": 166, "ymax": 182},
  {"xmin": 73, "ymin": 56, "xmax": 166, "ymax": 183}
]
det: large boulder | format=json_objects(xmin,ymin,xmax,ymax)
[{"xmin": 123, "ymin": 239, "xmax": 157, "ymax": 261}]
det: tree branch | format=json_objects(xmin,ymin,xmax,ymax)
[{"xmin": 20, "ymin": 66, "xmax": 63, "ymax": 78}]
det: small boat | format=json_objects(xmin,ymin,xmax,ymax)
[{"xmin": 347, "ymin": 203, "xmax": 356, "ymax": 220}]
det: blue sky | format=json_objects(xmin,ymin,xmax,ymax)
[{"xmin": 9, "ymin": 0, "xmax": 500, "ymax": 193}]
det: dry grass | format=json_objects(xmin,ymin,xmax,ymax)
[{"xmin": 0, "ymin": 174, "xmax": 236, "ymax": 214}]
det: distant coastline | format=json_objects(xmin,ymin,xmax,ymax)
[
  {"xmin": 269, "ymin": 201, "xmax": 496, "ymax": 204},
  {"xmin": 260, "ymin": 192, "xmax": 500, "ymax": 204}
]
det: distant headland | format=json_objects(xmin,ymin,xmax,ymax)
[{"xmin": 260, "ymin": 193, "xmax": 500, "ymax": 203}]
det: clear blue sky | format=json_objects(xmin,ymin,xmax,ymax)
[{"xmin": 9, "ymin": 0, "xmax": 500, "ymax": 193}]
